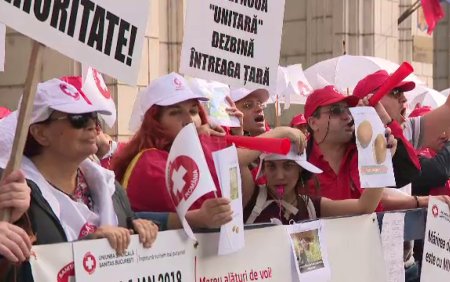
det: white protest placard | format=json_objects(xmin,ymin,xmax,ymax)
[
  {"xmin": 82, "ymin": 67, "xmax": 117, "ymax": 128},
  {"xmin": 381, "ymin": 213, "xmax": 406, "ymax": 282},
  {"xmin": 0, "ymin": 23, "xmax": 4, "ymax": 72},
  {"xmin": 187, "ymin": 77, "xmax": 240, "ymax": 127},
  {"xmin": 286, "ymin": 220, "xmax": 331, "ymax": 282},
  {"xmin": 349, "ymin": 107, "xmax": 396, "ymax": 187},
  {"xmin": 195, "ymin": 225, "xmax": 294, "ymax": 281},
  {"xmin": 29, "ymin": 242, "xmax": 75, "ymax": 282},
  {"xmin": 0, "ymin": 0, "xmax": 149, "ymax": 85},
  {"xmin": 72, "ymin": 231, "xmax": 195, "ymax": 282},
  {"xmin": 166, "ymin": 123, "xmax": 217, "ymax": 240},
  {"xmin": 180, "ymin": 0, "xmax": 285, "ymax": 93},
  {"xmin": 212, "ymin": 144, "xmax": 245, "ymax": 255},
  {"xmin": 421, "ymin": 197, "xmax": 450, "ymax": 282}
]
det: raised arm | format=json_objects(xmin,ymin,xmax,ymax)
[{"xmin": 320, "ymin": 188, "xmax": 384, "ymax": 217}]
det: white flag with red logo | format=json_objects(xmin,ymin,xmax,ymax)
[
  {"xmin": 0, "ymin": 23, "xmax": 5, "ymax": 72},
  {"xmin": 82, "ymin": 67, "xmax": 116, "ymax": 128},
  {"xmin": 165, "ymin": 123, "xmax": 217, "ymax": 240}
]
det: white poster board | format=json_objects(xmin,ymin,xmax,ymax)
[
  {"xmin": 0, "ymin": 0, "xmax": 150, "ymax": 85},
  {"xmin": 180, "ymin": 0, "xmax": 285, "ymax": 92},
  {"xmin": 421, "ymin": 197, "xmax": 450, "ymax": 282},
  {"xmin": 349, "ymin": 107, "xmax": 396, "ymax": 188}
]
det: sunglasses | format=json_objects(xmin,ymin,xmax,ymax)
[
  {"xmin": 48, "ymin": 112, "xmax": 99, "ymax": 129},
  {"xmin": 389, "ymin": 89, "xmax": 404, "ymax": 99},
  {"xmin": 320, "ymin": 105, "xmax": 350, "ymax": 117},
  {"xmin": 241, "ymin": 100, "xmax": 266, "ymax": 110}
]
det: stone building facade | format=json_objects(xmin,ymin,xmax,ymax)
[{"xmin": 1, "ymin": 0, "xmax": 449, "ymax": 138}]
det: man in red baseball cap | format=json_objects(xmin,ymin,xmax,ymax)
[
  {"xmin": 303, "ymin": 85, "xmax": 420, "ymax": 208},
  {"xmin": 353, "ymin": 69, "xmax": 450, "ymax": 152},
  {"xmin": 290, "ymin": 114, "xmax": 308, "ymax": 135}
]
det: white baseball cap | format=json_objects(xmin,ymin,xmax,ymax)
[
  {"xmin": 255, "ymin": 146, "xmax": 323, "ymax": 179},
  {"xmin": 128, "ymin": 72, "xmax": 209, "ymax": 132},
  {"xmin": 230, "ymin": 88, "xmax": 270, "ymax": 103},
  {"xmin": 30, "ymin": 78, "xmax": 112, "ymax": 124}
]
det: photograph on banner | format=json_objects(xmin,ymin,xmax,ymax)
[
  {"xmin": 195, "ymin": 225, "xmax": 294, "ymax": 281},
  {"xmin": 381, "ymin": 213, "xmax": 406, "ymax": 282},
  {"xmin": 73, "ymin": 231, "xmax": 195, "ymax": 281},
  {"xmin": 0, "ymin": 22, "xmax": 4, "ymax": 72},
  {"xmin": 187, "ymin": 77, "xmax": 241, "ymax": 127},
  {"xmin": 420, "ymin": 197, "xmax": 450, "ymax": 282},
  {"xmin": 212, "ymin": 145, "xmax": 245, "ymax": 255},
  {"xmin": 286, "ymin": 220, "xmax": 331, "ymax": 282},
  {"xmin": 349, "ymin": 107, "xmax": 396, "ymax": 187},
  {"xmin": 81, "ymin": 67, "xmax": 117, "ymax": 128},
  {"xmin": 165, "ymin": 123, "xmax": 217, "ymax": 240},
  {"xmin": 29, "ymin": 242, "xmax": 75, "ymax": 282},
  {"xmin": 180, "ymin": 0, "xmax": 286, "ymax": 93},
  {"xmin": 0, "ymin": 0, "xmax": 150, "ymax": 84}
]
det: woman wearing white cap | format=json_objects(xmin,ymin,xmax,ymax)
[
  {"xmin": 112, "ymin": 72, "xmax": 235, "ymax": 228},
  {"xmin": 0, "ymin": 78, "xmax": 159, "ymax": 280},
  {"xmin": 242, "ymin": 137, "xmax": 397, "ymax": 224}
]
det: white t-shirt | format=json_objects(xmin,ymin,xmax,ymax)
[{"xmin": 403, "ymin": 116, "xmax": 424, "ymax": 150}]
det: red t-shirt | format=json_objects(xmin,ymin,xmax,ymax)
[
  {"xmin": 306, "ymin": 141, "xmax": 383, "ymax": 212},
  {"xmin": 124, "ymin": 135, "xmax": 225, "ymax": 212}
]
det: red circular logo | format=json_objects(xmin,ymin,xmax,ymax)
[
  {"xmin": 60, "ymin": 83, "xmax": 80, "ymax": 100},
  {"xmin": 57, "ymin": 262, "xmax": 75, "ymax": 282},
  {"xmin": 168, "ymin": 156, "xmax": 200, "ymax": 206},
  {"xmin": 82, "ymin": 252, "xmax": 97, "ymax": 275},
  {"xmin": 92, "ymin": 69, "xmax": 111, "ymax": 99},
  {"xmin": 432, "ymin": 205, "xmax": 439, "ymax": 217},
  {"xmin": 173, "ymin": 77, "xmax": 184, "ymax": 90}
]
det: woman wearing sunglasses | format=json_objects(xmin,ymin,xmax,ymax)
[{"xmin": 0, "ymin": 78, "xmax": 159, "ymax": 280}]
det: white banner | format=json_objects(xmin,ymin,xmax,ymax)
[
  {"xmin": 30, "ymin": 226, "xmax": 294, "ymax": 282},
  {"xmin": 0, "ymin": 0, "xmax": 150, "ymax": 85},
  {"xmin": 0, "ymin": 23, "xmax": 4, "ymax": 71},
  {"xmin": 421, "ymin": 197, "xmax": 450, "ymax": 282},
  {"xmin": 28, "ymin": 215, "xmax": 390, "ymax": 282},
  {"xmin": 180, "ymin": 0, "xmax": 285, "ymax": 93}
]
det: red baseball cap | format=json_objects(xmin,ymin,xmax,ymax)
[
  {"xmin": 409, "ymin": 105, "xmax": 431, "ymax": 118},
  {"xmin": 352, "ymin": 70, "xmax": 416, "ymax": 99},
  {"xmin": 304, "ymin": 86, "xmax": 359, "ymax": 119},
  {"xmin": 290, "ymin": 114, "xmax": 307, "ymax": 127}
]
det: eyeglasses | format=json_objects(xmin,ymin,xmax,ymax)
[
  {"xmin": 389, "ymin": 89, "xmax": 404, "ymax": 99},
  {"xmin": 48, "ymin": 112, "xmax": 99, "ymax": 129},
  {"xmin": 320, "ymin": 105, "xmax": 350, "ymax": 117},
  {"xmin": 241, "ymin": 101, "xmax": 266, "ymax": 110}
]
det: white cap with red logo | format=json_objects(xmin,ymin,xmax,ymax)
[
  {"xmin": 31, "ymin": 78, "xmax": 112, "ymax": 124},
  {"xmin": 128, "ymin": 72, "xmax": 209, "ymax": 132},
  {"xmin": 230, "ymin": 88, "xmax": 270, "ymax": 103}
]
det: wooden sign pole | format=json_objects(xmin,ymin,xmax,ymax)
[{"xmin": 0, "ymin": 40, "xmax": 43, "ymax": 222}]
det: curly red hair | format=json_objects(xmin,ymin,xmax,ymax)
[{"xmin": 112, "ymin": 100, "xmax": 209, "ymax": 182}]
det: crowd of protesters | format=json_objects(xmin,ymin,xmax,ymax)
[{"xmin": 0, "ymin": 68, "xmax": 450, "ymax": 282}]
